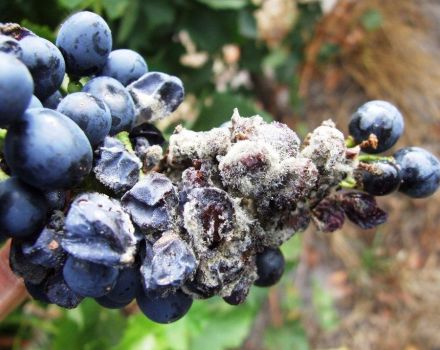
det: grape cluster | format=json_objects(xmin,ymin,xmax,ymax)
[{"xmin": 1, "ymin": 12, "xmax": 440, "ymax": 325}]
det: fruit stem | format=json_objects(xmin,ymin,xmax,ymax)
[
  {"xmin": 358, "ymin": 154, "xmax": 394, "ymax": 163},
  {"xmin": 345, "ymin": 136, "xmax": 356, "ymax": 148},
  {"xmin": 339, "ymin": 176, "xmax": 357, "ymax": 189},
  {"xmin": 0, "ymin": 241, "xmax": 28, "ymax": 321}
]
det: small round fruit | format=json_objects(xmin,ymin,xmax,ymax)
[
  {"xmin": 359, "ymin": 160, "xmax": 401, "ymax": 196},
  {"xmin": 0, "ymin": 52, "xmax": 33, "ymax": 127},
  {"xmin": 394, "ymin": 147, "xmax": 440, "ymax": 198},
  {"xmin": 0, "ymin": 34, "xmax": 23, "ymax": 59},
  {"xmin": 254, "ymin": 247, "xmax": 285, "ymax": 287},
  {"xmin": 99, "ymin": 49, "xmax": 148, "ymax": 86},
  {"xmin": 0, "ymin": 177, "xmax": 48, "ymax": 239},
  {"xmin": 349, "ymin": 100, "xmax": 404, "ymax": 154},
  {"xmin": 56, "ymin": 11, "xmax": 112, "ymax": 77},
  {"xmin": 4, "ymin": 108, "xmax": 93, "ymax": 190},
  {"xmin": 57, "ymin": 92, "xmax": 111, "ymax": 146},
  {"xmin": 136, "ymin": 289, "xmax": 193, "ymax": 324}
]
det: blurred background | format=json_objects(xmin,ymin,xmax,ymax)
[{"xmin": 1, "ymin": 0, "xmax": 440, "ymax": 349}]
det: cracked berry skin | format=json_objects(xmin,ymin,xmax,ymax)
[
  {"xmin": 57, "ymin": 92, "xmax": 112, "ymax": 147},
  {"xmin": 254, "ymin": 247, "xmax": 285, "ymax": 287},
  {"xmin": 63, "ymin": 256, "xmax": 119, "ymax": 298},
  {"xmin": 358, "ymin": 160, "xmax": 401, "ymax": 196},
  {"xmin": 99, "ymin": 49, "xmax": 148, "ymax": 86},
  {"xmin": 136, "ymin": 289, "xmax": 193, "ymax": 324},
  {"xmin": 349, "ymin": 100, "xmax": 404, "ymax": 154},
  {"xmin": 62, "ymin": 193, "xmax": 137, "ymax": 266},
  {"xmin": 127, "ymin": 71, "xmax": 184, "ymax": 124},
  {"xmin": 83, "ymin": 77, "xmax": 135, "ymax": 135},
  {"xmin": 19, "ymin": 35, "xmax": 65, "ymax": 100},
  {"xmin": 56, "ymin": 11, "xmax": 112, "ymax": 77},
  {"xmin": 4, "ymin": 108, "xmax": 93, "ymax": 190},
  {"xmin": 0, "ymin": 52, "xmax": 33, "ymax": 127},
  {"xmin": 0, "ymin": 177, "xmax": 48, "ymax": 239},
  {"xmin": 394, "ymin": 147, "xmax": 440, "ymax": 198}
]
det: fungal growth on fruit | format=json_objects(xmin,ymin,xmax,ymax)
[{"xmin": 0, "ymin": 12, "xmax": 439, "ymax": 326}]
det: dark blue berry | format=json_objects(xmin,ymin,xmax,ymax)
[
  {"xmin": 56, "ymin": 11, "xmax": 112, "ymax": 77},
  {"xmin": 136, "ymin": 289, "xmax": 193, "ymax": 324},
  {"xmin": 98, "ymin": 265, "xmax": 140, "ymax": 305},
  {"xmin": 57, "ymin": 92, "xmax": 112, "ymax": 147},
  {"xmin": 0, "ymin": 52, "xmax": 33, "ymax": 127},
  {"xmin": 394, "ymin": 147, "xmax": 440, "ymax": 198},
  {"xmin": 100, "ymin": 49, "xmax": 148, "ymax": 86},
  {"xmin": 254, "ymin": 247, "xmax": 285, "ymax": 287},
  {"xmin": 42, "ymin": 90, "xmax": 63, "ymax": 109},
  {"xmin": 0, "ymin": 34, "xmax": 23, "ymax": 59},
  {"xmin": 93, "ymin": 137, "xmax": 141, "ymax": 193},
  {"xmin": 349, "ymin": 100, "xmax": 404, "ymax": 154},
  {"xmin": 83, "ymin": 77, "xmax": 135, "ymax": 135},
  {"xmin": 44, "ymin": 191, "xmax": 66, "ymax": 211},
  {"xmin": 127, "ymin": 72, "xmax": 184, "ymax": 124},
  {"xmin": 0, "ymin": 177, "xmax": 48, "ymax": 239},
  {"xmin": 25, "ymin": 280, "xmax": 51, "ymax": 303},
  {"xmin": 63, "ymin": 256, "xmax": 119, "ymax": 298},
  {"xmin": 358, "ymin": 160, "xmax": 401, "ymax": 196},
  {"xmin": 27, "ymin": 95, "xmax": 43, "ymax": 109},
  {"xmin": 62, "ymin": 193, "xmax": 137, "ymax": 266},
  {"xmin": 19, "ymin": 35, "xmax": 65, "ymax": 100},
  {"xmin": 95, "ymin": 295, "xmax": 130, "ymax": 309},
  {"xmin": 45, "ymin": 270, "xmax": 83, "ymax": 309},
  {"xmin": 4, "ymin": 108, "xmax": 93, "ymax": 190}
]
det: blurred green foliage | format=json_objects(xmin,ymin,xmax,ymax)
[{"xmin": 0, "ymin": 1, "xmax": 342, "ymax": 349}]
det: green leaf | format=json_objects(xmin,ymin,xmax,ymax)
[
  {"xmin": 238, "ymin": 9, "xmax": 257, "ymax": 39},
  {"xmin": 102, "ymin": 0, "xmax": 130, "ymax": 19},
  {"xmin": 195, "ymin": 0, "xmax": 249, "ymax": 10},
  {"xmin": 264, "ymin": 322, "xmax": 309, "ymax": 350},
  {"xmin": 361, "ymin": 9, "xmax": 383, "ymax": 32},
  {"xmin": 143, "ymin": 1, "xmax": 176, "ymax": 31},
  {"xmin": 117, "ymin": 0, "xmax": 140, "ymax": 43},
  {"xmin": 20, "ymin": 20, "xmax": 56, "ymax": 42},
  {"xmin": 192, "ymin": 92, "xmax": 273, "ymax": 131},
  {"xmin": 58, "ymin": 0, "xmax": 87, "ymax": 9}
]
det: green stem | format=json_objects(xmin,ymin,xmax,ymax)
[
  {"xmin": 358, "ymin": 154, "xmax": 394, "ymax": 163},
  {"xmin": 345, "ymin": 136, "xmax": 356, "ymax": 148},
  {"xmin": 339, "ymin": 176, "xmax": 357, "ymax": 189}
]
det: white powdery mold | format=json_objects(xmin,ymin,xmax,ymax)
[
  {"xmin": 218, "ymin": 140, "xmax": 280, "ymax": 198},
  {"xmin": 231, "ymin": 110, "xmax": 301, "ymax": 158},
  {"xmin": 167, "ymin": 126, "xmax": 232, "ymax": 167},
  {"xmin": 301, "ymin": 119, "xmax": 347, "ymax": 173},
  {"xmin": 142, "ymin": 144, "xmax": 163, "ymax": 169}
]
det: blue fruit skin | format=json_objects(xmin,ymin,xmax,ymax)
[
  {"xmin": 83, "ymin": 77, "xmax": 135, "ymax": 134},
  {"xmin": 101, "ymin": 266, "xmax": 140, "ymax": 304},
  {"xmin": 349, "ymin": 100, "xmax": 404, "ymax": 154},
  {"xmin": 4, "ymin": 108, "xmax": 93, "ymax": 190},
  {"xmin": 254, "ymin": 248, "xmax": 285, "ymax": 287},
  {"xmin": 44, "ymin": 190, "xmax": 66, "ymax": 211},
  {"xmin": 57, "ymin": 92, "xmax": 111, "ymax": 146},
  {"xmin": 27, "ymin": 95, "xmax": 43, "ymax": 109},
  {"xmin": 63, "ymin": 256, "xmax": 119, "ymax": 298},
  {"xmin": 136, "ymin": 289, "xmax": 193, "ymax": 324},
  {"xmin": 43, "ymin": 90, "xmax": 63, "ymax": 109},
  {"xmin": 95, "ymin": 295, "xmax": 130, "ymax": 309},
  {"xmin": 45, "ymin": 270, "xmax": 83, "ymax": 309},
  {"xmin": 19, "ymin": 35, "xmax": 65, "ymax": 100},
  {"xmin": 100, "ymin": 49, "xmax": 148, "ymax": 86},
  {"xmin": 0, "ymin": 178, "xmax": 48, "ymax": 239},
  {"xmin": 0, "ymin": 52, "xmax": 33, "ymax": 127},
  {"xmin": 394, "ymin": 147, "xmax": 440, "ymax": 198},
  {"xmin": 56, "ymin": 11, "xmax": 112, "ymax": 77},
  {"xmin": 0, "ymin": 34, "xmax": 23, "ymax": 59},
  {"xmin": 360, "ymin": 160, "xmax": 401, "ymax": 196}
]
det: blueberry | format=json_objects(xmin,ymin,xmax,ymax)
[
  {"xmin": 0, "ymin": 177, "xmax": 48, "ymax": 239},
  {"xmin": 27, "ymin": 95, "xmax": 43, "ymax": 109},
  {"xmin": 19, "ymin": 35, "xmax": 65, "ymax": 100},
  {"xmin": 42, "ymin": 90, "xmax": 63, "ymax": 109},
  {"xmin": 25, "ymin": 280, "xmax": 51, "ymax": 303},
  {"xmin": 0, "ymin": 52, "xmax": 33, "ymax": 127},
  {"xmin": 136, "ymin": 289, "xmax": 193, "ymax": 324},
  {"xmin": 44, "ymin": 191, "xmax": 67, "ymax": 211},
  {"xmin": 95, "ymin": 295, "xmax": 130, "ymax": 309},
  {"xmin": 0, "ymin": 34, "xmax": 23, "ymax": 59},
  {"xmin": 45, "ymin": 270, "xmax": 83, "ymax": 309},
  {"xmin": 121, "ymin": 172, "xmax": 178, "ymax": 233},
  {"xmin": 63, "ymin": 256, "xmax": 119, "ymax": 298},
  {"xmin": 100, "ymin": 49, "xmax": 148, "ymax": 86},
  {"xmin": 57, "ymin": 92, "xmax": 112, "ymax": 147},
  {"xmin": 83, "ymin": 77, "xmax": 135, "ymax": 135},
  {"xmin": 349, "ymin": 100, "xmax": 404, "ymax": 154},
  {"xmin": 127, "ymin": 72, "xmax": 184, "ymax": 124},
  {"xmin": 4, "ymin": 108, "xmax": 93, "ymax": 190},
  {"xmin": 62, "ymin": 193, "xmax": 137, "ymax": 266},
  {"xmin": 93, "ymin": 137, "xmax": 141, "ymax": 193},
  {"xmin": 254, "ymin": 247, "xmax": 285, "ymax": 287},
  {"xmin": 140, "ymin": 231, "xmax": 197, "ymax": 293},
  {"xmin": 358, "ymin": 160, "xmax": 401, "ymax": 196},
  {"xmin": 129, "ymin": 123, "xmax": 165, "ymax": 148},
  {"xmin": 56, "ymin": 11, "xmax": 112, "ymax": 77},
  {"xmin": 394, "ymin": 147, "xmax": 440, "ymax": 198},
  {"xmin": 98, "ymin": 265, "xmax": 140, "ymax": 305}
]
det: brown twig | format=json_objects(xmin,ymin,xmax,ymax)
[{"xmin": 0, "ymin": 241, "xmax": 28, "ymax": 321}]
